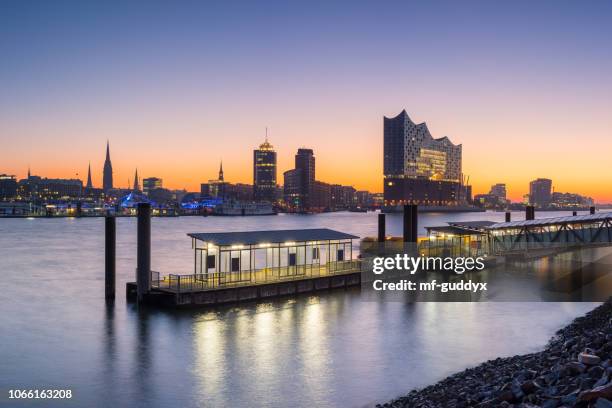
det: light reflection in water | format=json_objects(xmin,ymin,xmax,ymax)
[
  {"xmin": 193, "ymin": 316, "xmax": 227, "ymax": 406},
  {"xmin": 0, "ymin": 212, "xmax": 603, "ymax": 408}
]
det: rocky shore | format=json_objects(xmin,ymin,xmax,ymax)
[{"xmin": 378, "ymin": 299, "xmax": 612, "ymax": 408}]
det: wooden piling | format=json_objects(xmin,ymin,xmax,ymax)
[
  {"xmin": 105, "ymin": 216, "xmax": 116, "ymax": 300},
  {"xmin": 137, "ymin": 203, "xmax": 151, "ymax": 302},
  {"xmin": 377, "ymin": 213, "xmax": 386, "ymax": 242}
]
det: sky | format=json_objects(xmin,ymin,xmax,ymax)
[{"xmin": 1, "ymin": 1, "xmax": 611, "ymax": 202}]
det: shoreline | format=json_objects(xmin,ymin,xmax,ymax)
[{"xmin": 378, "ymin": 299, "xmax": 611, "ymax": 408}]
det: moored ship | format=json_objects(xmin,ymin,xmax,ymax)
[{"xmin": 212, "ymin": 201, "xmax": 277, "ymax": 216}]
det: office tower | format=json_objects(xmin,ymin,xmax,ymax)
[
  {"xmin": 103, "ymin": 141, "xmax": 113, "ymax": 192},
  {"xmin": 489, "ymin": 183, "xmax": 506, "ymax": 200},
  {"xmin": 283, "ymin": 168, "xmax": 303, "ymax": 208},
  {"xmin": 0, "ymin": 174, "xmax": 18, "ymax": 200},
  {"xmin": 253, "ymin": 137, "xmax": 277, "ymax": 202},
  {"xmin": 295, "ymin": 148, "xmax": 315, "ymax": 209},
  {"xmin": 143, "ymin": 177, "xmax": 162, "ymax": 194},
  {"xmin": 529, "ymin": 178, "xmax": 552, "ymax": 208},
  {"xmin": 383, "ymin": 110, "xmax": 464, "ymax": 206}
]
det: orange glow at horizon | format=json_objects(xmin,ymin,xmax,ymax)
[{"xmin": 2, "ymin": 105, "xmax": 611, "ymax": 204}]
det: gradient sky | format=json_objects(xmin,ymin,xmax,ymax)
[{"xmin": 1, "ymin": 1, "xmax": 611, "ymax": 201}]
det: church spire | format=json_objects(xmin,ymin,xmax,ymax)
[
  {"xmin": 103, "ymin": 140, "xmax": 113, "ymax": 192},
  {"xmin": 133, "ymin": 168, "xmax": 140, "ymax": 192},
  {"xmin": 86, "ymin": 162, "xmax": 93, "ymax": 189},
  {"xmin": 27, "ymin": 166, "xmax": 31, "ymax": 179},
  {"xmin": 218, "ymin": 161, "xmax": 224, "ymax": 181}
]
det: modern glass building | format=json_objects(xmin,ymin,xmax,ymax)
[
  {"xmin": 383, "ymin": 110, "xmax": 464, "ymax": 206},
  {"xmin": 253, "ymin": 138, "xmax": 277, "ymax": 202}
]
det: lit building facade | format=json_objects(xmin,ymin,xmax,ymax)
[
  {"xmin": 383, "ymin": 110, "xmax": 465, "ymax": 206},
  {"xmin": 253, "ymin": 138, "xmax": 277, "ymax": 202},
  {"xmin": 0, "ymin": 174, "xmax": 17, "ymax": 200},
  {"xmin": 283, "ymin": 148, "xmax": 316, "ymax": 211},
  {"xmin": 490, "ymin": 183, "xmax": 507, "ymax": 201},
  {"xmin": 283, "ymin": 168, "xmax": 303, "ymax": 209},
  {"xmin": 18, "ymin": 176, "xmax": 83, "ymax": 201},
  {"xmin": 143, "ymin": 177, "xmax": 162, "ymax": 194}
]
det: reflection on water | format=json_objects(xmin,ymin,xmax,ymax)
[{"xmin": 0, "ymin": 212, "xmax": 600, "ymax": 407}]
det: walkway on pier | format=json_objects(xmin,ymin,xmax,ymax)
[
  {"xmin": 422, "ymin": 212, "xmax": 612, "ymax": 257},
  {"xmin": 152, "ymin": 260, "xmax": 361, "ymax": 293}
]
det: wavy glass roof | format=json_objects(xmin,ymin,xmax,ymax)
[{"xmin": 487, "ymin": 212, "xmax": 612, "ymax": 230}]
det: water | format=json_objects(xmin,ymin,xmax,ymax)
[{"xmin": 0, "ymin": 211, "xmax": 599, "ymax": 407}]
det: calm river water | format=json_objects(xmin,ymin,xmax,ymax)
[{"xmin": 0, "ymin": 211, "xmax": 599, "ymax": 407}]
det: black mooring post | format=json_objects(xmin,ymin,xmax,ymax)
[
  {"xmin": 403, "ymin": 204, "xmax": 417, "ymax": 243},
  {"xmin": 403, "ymin": 204, "xmax": 411, "ymax": 242},
  {"xmin": 137, "ymin": 203, "xmax": 151, "ymax": 303},
  {"xmin": 526, "ymin": 205, "xmax": 535, "ymax": 221},
  {"xmin": 505, "ymin": 212, "xmax": 511, "ymax": 222},
  {"xmin": 377, "ymin": 213, "xmax": 386, "ymax": 242},
  {"xmin": 572, "ymin": 211, "xmax": 578, "ymax": 216},
  {"xmin": 105, "ymin": 216, "xmax": 116, "ymax": 300},
  {"xmin": 590, "ymin": 206, "xmax": 595, "ymax": 215},
  {"xmin": 410, "ymin": 204, "xmax": 418, "ymax": 244}
]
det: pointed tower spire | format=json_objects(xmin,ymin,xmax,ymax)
[
  {"xmin": 103, "ymin": 140, "xmax": 113, "ymax": 192},
  {"xmin": 27, "ymin": 166, "xmax": 31, "ymax": 179},
  {"xmin": 218, "ymin": 161, "xmax": 224, "ymax": 182},
  {"xmin": 133, "ymin": 168, "xmax": 140, "ymax": 192},
  {"xmin": 86, "ymin": 162, "xmax": 93, "ymax": 189}
]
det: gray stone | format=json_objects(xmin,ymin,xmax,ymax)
[{"xmin": 579, "ymin": 352, "xmax": 602, "ymax": 365}]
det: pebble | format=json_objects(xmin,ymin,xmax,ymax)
[{"xmin": 377, "ymin": 299, "xmax": 612, "ymax": 408}]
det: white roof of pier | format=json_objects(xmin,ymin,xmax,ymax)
[
  {"xmin": 187, "ymin": 228, "xmax": 359, "ymax": 246},
  {"xmin": 487, "ymin": 212, "xmax": 612, "ymax": 230}
]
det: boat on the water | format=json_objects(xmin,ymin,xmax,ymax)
[{"xmin": 212, "ymin": 201, "xmax": 277, "ymax": 216}]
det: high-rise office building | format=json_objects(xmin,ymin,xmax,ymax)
[
  {"xmin": 0, "ymin": 174, "xmax": 17, "ymax": 200},
  {"xmin": 383, "ymin": 110, "xmax": 464, "ymax": 206},
  {"xmin": 103, "ymin": 141, "xmax": 113, "ymax": 192},
  {"xmin": 489, "ymin": 183, "xmax": 507, "ymax": 200},
  {"xmin": 253, "ymin": 137, "xmax": 277, "ymax": 202},
  {"xmin": 295, "ymin": 148, "xmax": 315, "ymax": 209},
  {"xmin": 143, "ymin": 177, "xmax": 162, "ymax": 194},
  {"xmin": 283, "ymin": 168, "xmax": 303, "ymax": 208},
  {"xmin": 529, "ymin": 178, "xmax": 552, "ymax": 208}
]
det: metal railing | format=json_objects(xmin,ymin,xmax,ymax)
[{"xmin": 154, "ymin": 260, "xmax": 362, "ymax": 293}]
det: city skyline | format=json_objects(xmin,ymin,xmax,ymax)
[
  {"xmin": 6, "ymin": 138, "xmax": 604, "ymax": 204},
  {"xmin": 2, "ymin": 1, "xmax": 612, "ymax": 201}
]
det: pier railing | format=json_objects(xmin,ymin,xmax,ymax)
[{"xmin": 154, "ymin": 260, "xmax": 362, "ymax": 293}]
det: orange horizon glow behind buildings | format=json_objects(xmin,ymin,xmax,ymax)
[{"xmin": 3, "ymin": 108, "xmax": 611, "ymax": 204}]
